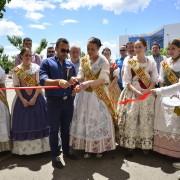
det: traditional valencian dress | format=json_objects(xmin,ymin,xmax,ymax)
[
  {"xmin": 154, "ymin": 57, "xmax": 180, "ymax": 158},
  {"xmin": 116, "ymin": 57, "xmax": 158, "ymax": 150},
  {"xmin": 0, "ymin": 66, "xmax": 10, "ymax": 152},
  {"xmin": 11, "ymin": 63, "xmax": 50, "ymax": 155},
  {"xmin": 70, "ymin": 55, "xmax": 116, "ymax": 153},
  {"xmin": 108, "ymin": 63, "xmax": 121, "ymax": 110}
]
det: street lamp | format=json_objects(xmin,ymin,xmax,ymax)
[{"xmin": 166, "ymin": 33, "xmax": 170, "ymax": 43}]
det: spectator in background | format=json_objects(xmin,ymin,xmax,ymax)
[
  {"xmin": 126, "ymin": 42, "xmax": 135, "ymax": 59},
  {"xmin": 70, "ymin": 45, "xmax": 81, "ymax": 75},
  {"xmin": 15, "ymin": 37, "xmax": 42, "ymax": 66},
  {"xmin": 122, "ymin": 42, "xmax": 135, "ymax": 86},
  {"xmin": 115, "ymin": 45, "xmax": 127, "ymax": 90},
  {"xmin": 47, "ymin": 46, "xmax": 55, "ymax": 58},
  {"xmin": 102, "ymin": 47, "xmax": 120, "ymax": 110},
  {"xmin": 102, "ymin": 47, "xmax": 118, "ymax": 82},
  {"xmin": 148, "ymin": 42, "xmax": 166, "ymax": 73},
  {"xmin": 102, "ymin": 47, "xmax": 114, "ymax": 63}
]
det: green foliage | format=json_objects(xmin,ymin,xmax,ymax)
[
  {"xmin": 146, "ymin": 48, "xmax": 168, "ymax": 56},
  {"xmin": 0, "ymin": 46, "xmax": 14, "ymax": 74},
  {"xmin": 146, "ymin": 49, "xmax": 152, "ymax": 56},
  {"xmin": 35, "ymin": 39, "xmax": 48, "ymax": 54},
  {"xmin": 81, "ymin": 51, "xmax": 85, "ymax": 57},
  {"xmin": 160, "ymin": 48, "xmax": 168, "ymax": 56},
  {"xmin": 0, "ymin": 0, "xmax": 11, "ymax": 18},
  {"xmin": 7, "ymin": 35, "xmax": 23, "ymax": 50},
  {"xmin": 7, "ymin": 35, "xmax": 48, "ymax": 55}
]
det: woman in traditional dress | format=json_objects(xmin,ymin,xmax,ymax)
[
  {"xmin": 102, "ymin": 47, "xmax": 121, "ymax": 110},
  {"xmin": 151, "ymin": 81, "xmax": 180, "ymax": 169},
  {"xmin": 153, "ymin": 39, "xmax": 180, "ymax": 158},
  {"xmin": 69, "ymin": 37, "xmax": 116, "ymax": 158},
  {"xmin": 11, "ymin": 47, "xmax": 50, "ymax": 155},
  {"xmin": 0, "ymin": 66, "xmax": 10, "ymax": 152},
  {"xmin": 116, "ymin": 38, "xmax": 158, "ymax": 153}
]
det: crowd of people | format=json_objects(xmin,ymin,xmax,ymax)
[{"xmin": 0, "ymin": 36, "xmax": 179, "ymax": 170}]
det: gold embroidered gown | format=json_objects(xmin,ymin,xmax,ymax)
[
  {"xmin": 70, "ymin": 55, "xmax": 116, "ymax": 153},
  {"xmin": 116, "ymin": 57, "xmax": 158, "ymax": 150}
]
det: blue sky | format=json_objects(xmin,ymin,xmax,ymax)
[{"xmin": 0, "ymin": 0, "xmax": 180, "ymax": 58}]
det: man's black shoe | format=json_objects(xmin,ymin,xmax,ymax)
[{"xmin": 52, "ymin": 156, "xmax": 65, "ymax": 169}]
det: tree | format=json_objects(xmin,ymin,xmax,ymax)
[
  {"xmin": 0, "ymin": 46, "xmax": 14, "ymax": 73},
  {"xmin": 146, "ymin": 49, "xmax": 152, "ymax": 56},
  {"xmin": 7, "ymin": 35, "xmax": 23, "ymax": 50},
  {"xmin": 35, "ymin": 38, "xmax": 48, "ymax": 54},
  {"xmin": 0, "ymin": 0, "xmax": 11, "ymax": 18},
  {"xmin": 7, "ymin": 35, "xmax": 48, "ymax": 54},
  {"xmin": 160, "ymin": 48, "xmax": 168, "ymax": 56},
  {"xmin": 146, "ymin": 48, "xmax": 168, "ymax": 56},
  {"xmin": 81, "ymin": 51, "xmax": 85, "ymax": 57}
]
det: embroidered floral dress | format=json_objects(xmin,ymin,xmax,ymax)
[
  {"xmin": 108, "ymin": 63, "xmax": 121, "ymax": 110},
  {"xmin": 154, "ymin": 57, "xmax": 180, "ymax": 158},
  {"xmin": 70, "ymin": 55, "xmax": 116, "ymax": 153},
  {"xmin": 116, "ymin": 57, "xmax": 158, "ymax": 150},
  {"xmin": 0, "ymin": 66, "xmax": 10, "ymax": 152}
]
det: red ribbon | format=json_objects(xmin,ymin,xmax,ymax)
[
  {"xmin": 0, "ymin": 86, "xmax": 61, "ymax": 91},
  {"xmin": 117, "ymin": 92, "xmax": 152, "ymax": 105},
  {"xmin": 0, "ymin": 86, "xmax": 152, "ymax": 105}
]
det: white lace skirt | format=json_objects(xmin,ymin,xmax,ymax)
[
  {"xmin": 0, "ymin": 100, "xmax": 10, "ymax": 152},
  {"xmin": 116, "ymin": 87, "xmax": 155, "ymax": 150},
  {"xmin": 70, "ymin": 91, "xmax": 116, "ymax": 153},
  {"xmin": 154, "ymin": 96, "xmax": 180, "ymax": 158}
]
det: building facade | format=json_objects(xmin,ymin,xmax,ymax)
[{"xmin": 119, "ymin": 23, "xmax": 180, "ymax": 50}]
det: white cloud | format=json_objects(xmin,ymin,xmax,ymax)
[
  {"xmin": 3, "ymin": 45, "xmax": 19, "ymax": 56},
  {"xmin": 8, "ymin": 0, "xmax": 55, "ymax": 12},
  {"xmin": 102, "ymin": 18, "xmax": 109, "ymax": 25},
  {"xmin": 60, "ymin": 19, "xmax": 79, "ymax": 26},
  {"xmin": 0, "ymin": 19, "xmax": 24, "ymax": 36},
  {"xmin": 175, "ymin": 0, "xmax": 180, "ymax": 9},
  {"xmin": 29, "ymin": 23, "xmax": 51, "ymax": 30},
  {"xmin": 25, "ymin": 12, "xmax": 44, "ymax": 21},
  {"xmin": 7, "ymin": 0, "xmax": 55, "ymax": 21},
  {"xmin": 59, "ymin": 0, "xmax": 151, "ymax": 14}
]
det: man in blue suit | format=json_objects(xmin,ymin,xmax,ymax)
[{"xmin": 40, "ymin": 38, "xmax": 76, "ymax": 169}]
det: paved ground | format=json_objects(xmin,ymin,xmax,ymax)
[
  {"xmin": 0, "ymin": 150, "xmax": 179, "ymax": 180},
  {"xmin": 0, "ymin": 77, "xmax": 179, "ymax": 180}
]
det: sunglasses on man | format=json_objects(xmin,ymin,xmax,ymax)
[
  {"xmin": 61, "ymin": 49, "xmax": 70, "ymax": 53},
  {"xmin": 48, "ymin": 51, "xmax": 55, "ymax": 53}
]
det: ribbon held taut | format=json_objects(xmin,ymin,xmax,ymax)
[
  {"xmin": 0, "ymin": 85, "xmax": 152, "ymax": 105},
  {"xmin": 0, "ymin": 85, "xmax": 61, "ymax": 91}
]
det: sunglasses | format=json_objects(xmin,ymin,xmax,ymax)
[
  {"xmin": 48, "ymin": 51, "xmax": 55, "ymax": 53},
  {"xmin": 120, "ymin": 49, "xmax": 126, "ymax": 52},
  {"xmin": 61, "ymin": 49, "xmax": 70, "ymax": 53}
]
